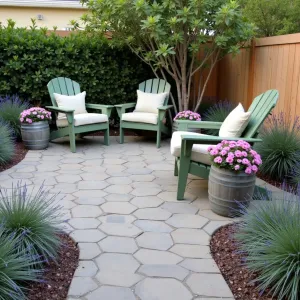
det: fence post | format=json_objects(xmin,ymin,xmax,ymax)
[{"xmin": 247, "ymin": 39, "xmax": 256, "ymax": 108}]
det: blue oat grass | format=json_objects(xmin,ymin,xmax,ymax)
[
  {"xmin": 0, "ymin": 183, "xmax": 63, "ymax": 266},
  {"xmin": 0, "ymin": 225, "xmax": 42, "ymax": 300},
  {"xmin": 235, "ymin": 188, "xmax": 300, "ymax": 299},
  {"xmin": 0, "ymin": 121, "xmax": 15, "ymax": 165}
]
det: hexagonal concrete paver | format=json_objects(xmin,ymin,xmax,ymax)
[
  {"xmin": 99, "ymin": 223, "xmax": 142, "ymax": 237},
  {"xmin": 129, "ymin": 174, "xmax": 155, "ymax": 182},
  {"xmin": 180, "ymin": 258, "xmax": 220, "ymax": 273},
  {"xmin": 204, "ymin": 220, "xmax": 233, "ymax": 235},
  {"xmin": 68, "ymin": 277, "xmax": 98, "ymax": 297},
  {"xmin": 68, "ymin": 218, "xmax": 100, "ymax": 229},
  {"xmin": 104, "ymin": 184, "xmax": 133, "ymax": 195},
  {"xmin": 51, "ymin": 183, "xmax": 78, "ymax": 194},
  {"xmin": 198, "ymin": 209, "xmax": 232, "ymax": 221},
  {"xmin": 70, "ymin": 229, "xmax": 106, "ymax": 243},
  {"xmin": 126, "ymin": 168, "xmax": 153, "ymax": 175},
  {"xmin": 74, "ymin": 260, "xmax": 98, "ymax": 277},
  {"xmin": 103, "ymin": 158, "xmax": 126, "ymax": 165},
  {"xmin": 96, "ymin": 271, "xmax": 144, "ymax": 287},
  {"xmin": 95, "ymin": 253, "xmax": 140, "ymax": 273},
  {"xmin": 130, "ymin": 196, "xmax": 163, "ymax": 208},
  {"xmin": 134, "ymin": 208, "xmax": 171, "ymax": 221},
  {"xmin": 101, "ymin": 202, "xmax": 137, "ymax": 214},
  {"xmin": 77, "ymin": 181, "xmax": 109, "ymax": 190},
  {"xmin": 136, "ymin": 232, "xmax": 173, "ymax": 250},
  {"xmin": 138, "ymin": 265, "xmax": 189, "ymax": 280},
  {"xmin": 86, "ymin": 286, "xmax": 136, "ymax": 300},
  {"xmin": 74, "ymin": 197, "xmax": 105, "ymax": 205},
  {"xmin": 186, "ymin": 273, "xmax": 233, "ymax": 297},
  {"xmin": 99, "ymin": 214, "xmax": 136, "ymax": 224},
  {"xmin": 135, "ymin": 278, "xmax": 193, "ymax": 300},
  {"xmin": 166, "ymin": 214, "xmax": 209, "ymax": 229},
  {"xmin": 161, "ymin": 202, "xmax": 199, "ymax": 214},
  {"xmin": 56, "ymin": 174, "xmax": 82, "ymax": 183},
  {"xmin": 134, "ymin": 220, "xmax": 173, "ymax": 233},
  {"xmin": 157, "ymin": 191, "xmax": 197, "ymax": 202},
  {"xmin": 105, "ymin": 193, "xmax": 133, "ymax": 202},
  {"xmin": 78, "ymin": 243, "xmax": 102, "ymax": 260},
  {"xmin": 81, "ymin": 173, "xmax": 109, "ymax": 181},
  {"xmin": 170, "ymin": 244, "xmax": 211, "ymax": 258},
  {"xmin": 106, "ymin": 177, "xmax": 132, "ymax": 185},
  {"xmin": 73, "ymin": 190, "xmax": 107, "ymax": 198},
  {"xmin": 171, "ymin": 228, "xmax": 210, "ymax": 245},
  {"xmin": 131, "ymin": 187, "xmax": 162, "ymax": 196},
  {"xmin": 134, "ymin": 249, "xmax": 182, "ymax": 265},
  {"xmin": 99, "ymin": 237, "xmax": 138, "ymax": 254},
  {"xmin": 71, "ymin": 205, "xmax": 103, "ymax": 218}
]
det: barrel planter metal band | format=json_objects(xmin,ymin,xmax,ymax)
[{"xmin": 21, "ymin": 121, "xmax": 50, "ymax": 150}]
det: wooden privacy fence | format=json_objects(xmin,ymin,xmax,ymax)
[{"xmin": 201, "ymin": 33, "xmax": 300, "ymax": 120}]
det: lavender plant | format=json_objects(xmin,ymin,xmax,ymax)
[
  {"xmin": 0, "ymin": 121, "xmax": 15, "ymax": 165},
  {"xmin": 255, "ymin": 113, "xmax": 300, "ymax": 181},
  {"xmin": 235, "ymin": 189, "xmax": 300, "ymax": 299},
  {"xmin": 0, "ymin": 95, "xmax": 29, "ymax": 139},
  {"xmin": 0, "ymin": 183, "xmax": 63, "ymax": 265},
  {"xmin": 0, "ymin": 226, "xmax": 42, "ymax": 300}
]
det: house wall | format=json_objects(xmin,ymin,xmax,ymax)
[{"xmin": 0, "ymin": 6, "xmax": 86, "ymax": 30}]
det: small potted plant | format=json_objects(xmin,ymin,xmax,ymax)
[
  {"xmin": 20, "ymin": 107, "xmax": 51, "ymax": 150},
  {"xmin": 173, "ymin": 110, "xmax": 201, "ymax": 132},
  {"xmin": 208, "ymin": 140, "xmax": 262, "ymax": 217}
]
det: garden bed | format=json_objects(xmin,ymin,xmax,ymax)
[
  {"xmin": 0, "ymin": 142, "xmax": 27, "ymax": 172},
  {"xmin": 27, "ymin": 234, "xmax": 79, "ymax": 300},
  {"xmin": 210, "ymin": 224, "xmax": 274, "ymax": 300}
]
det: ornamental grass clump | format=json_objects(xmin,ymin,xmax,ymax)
[
  {"xmin": 0, "ymin": 183, "xmax": 63, "ymax": 265},
  {"xmin": 20, "ymin": 107, "xmax": 51, "ymax": 124},
  {"xmin": 0, "ymin": 121, "xmax": 15, "ymax": 165},
  {"xmin": 0, "ymin": 225, "xmax": 42, "ymax": 300},
  {"xmin": 208, "ymin": 140, "xmax": 262, "ymax": 174},
  {"xmin": 173, "ymin": 110, "xmax": 201, "ymax": 121},
  {"xmin": 235, "ymin": 190, "xmax": 300, "ymax": 300},
  {"xmin": 255, "ymin": 113, "xmax": 300, "ymax": 182},
  {"xmin": 0, "ymin": 95, "xmax": 29, "ymax": 139}
]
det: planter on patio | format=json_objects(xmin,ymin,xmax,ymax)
[
  {"xmin": 20, "ymin": 107, "xmax": 51, "ymax": 150},
  {"xmin": 172, "ymin": 120, "xmax": 202, "ymax": 133},
  {"xmin": 172, "ymin": 111, "xmax": 202, "ymax": 133}
]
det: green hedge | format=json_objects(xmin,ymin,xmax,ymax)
[{"xmin": 0, "ymin": 26, "xmax": 152, "ymax": 106}]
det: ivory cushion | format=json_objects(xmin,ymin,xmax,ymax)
[
  {"xmin": 56, "ymin": 113, "xmax": 108, "ymax": 127},
  {"xmin": 122, "ymin": 112, "xmax": 158, "ymax": 125},
  {"xmin": 134, "ymin": 90, "xmax": 168, "ymax": 114}
]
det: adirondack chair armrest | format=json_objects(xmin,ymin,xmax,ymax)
[
  {"xmin": 115, "ymin": 103, "xmax": 136, "ymax": 117},
  {"xmin": 175, "ymin": 120, "xmax": 223, "ymax": 129},
  {"xmin": 157, "ymin": 105, "xmax": 173, "ymax": 111},
  {"xmin": 46, "ymin": 106, "xmax": 75, "ymax": 113},
  {"xmin": 85, "ymin": 103, "xmax": 114, "ymax": 117}
]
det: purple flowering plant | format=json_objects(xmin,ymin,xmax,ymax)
[
  {"xmin": 208, "ymin": 140, "xmax": 262, "ymax": 175},
  {"xmin": 173, "ymin": 110, "xmax": 201, "ymax": 121},
  {"xmin": 20, "ymin": 107, "xmax": 51, "ymax": 124}
]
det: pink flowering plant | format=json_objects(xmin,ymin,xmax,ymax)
[
  {"xmin": 208, "ymin": 140, "xmax": 262, "ymax": 175},
  {"xmin": 20, "ymin": 107, "xmax": 51, "ymax": 124},
  {"xmin": 173, "ymin": 110, "xmax": 201, "ymax": 121}
]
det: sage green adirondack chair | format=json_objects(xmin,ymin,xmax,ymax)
[
  {"xmin": 115, "ymin": 78, "xmax": 172, "ymax": 148},
  {"xmin": 46, "ymin": 77, "xmax": 113, "ymax": 153},
  {"xmin": 171, "ymin": 89, "xmax": 279, "ymax": 200}
]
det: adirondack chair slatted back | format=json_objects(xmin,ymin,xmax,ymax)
[
  {"xmin": 138, "ymin": 79, "xmax": 171, "ymax": 105},
  {"xmin": 47, "ymin": 77, "xmax": 81, "ymax": 106},
  {"xmin": 242, "ymin": 89, "xmax": 279, "ymax": 138}
]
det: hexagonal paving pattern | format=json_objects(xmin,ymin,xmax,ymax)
[{"xmin": 15, "ymin": 138, "xmax": 234, "ymax": 300}]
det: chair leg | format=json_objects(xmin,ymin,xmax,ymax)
[
  {"xmin": 174, "ymin": 158, "xmax": 178, "ymax": 176},
  {"xmin": 156, "ymin": 129, "xmax": 161, "ymax": 148},
  {"xmin": 69, "ymin": 129, "xmax": 76, "ymax": 153},
  {"xmin": 119, "ymin": 126, "xmax": 124, "ymax": 144},
  {"xmin": 104, "ymin": 128, "xmax": 110, "ymax": 146},
  {"xmin": 177, "ymin": 156, "xmax": 189, "ymax": 200}
]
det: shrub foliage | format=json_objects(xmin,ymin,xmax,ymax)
[
  {"xmin": 0, "ymin": 121, "xmax": 15, "ymax": 165},
  {"xmin": 0, "ymin": 24, "xmax": 152, "ymax": 106},
  {"xmin": 235, "ymin": 191, "xmax": 300, "ymax": 299}
]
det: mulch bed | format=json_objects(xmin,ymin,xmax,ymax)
[
  {"xmin": 27, "ymin": 234, "xmax": 79, "ymax": 300},
  {"xmin": 0, "ymin": 142, "xmax": 28, "ymax": 173},
  {"xmin": 210, "ymin": 224, "xmax": 274, "ymax": 300}
]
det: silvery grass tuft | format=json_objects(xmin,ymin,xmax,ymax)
[
  {"xmin": 0, "ymin": 225, "xmax": 42, "ymax": 300},
  {"xmin": 0, "ymin": 183, "xmax": 63, "ymax": 265},
  {"xmin": 0, "ymin": 121, "xmax": 15, "ymax": 165},
  {"xmin": 235, "ymin": 188, "xmax": 300, "ymax": 300}
]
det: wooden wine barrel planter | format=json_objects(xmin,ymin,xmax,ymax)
[{"xmin": 208, "ymin": 166, "xmax": 256, "ymax": 217}]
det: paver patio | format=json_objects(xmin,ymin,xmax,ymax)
[{"xmin": 0, "ymin": 136, "xmax": 235, "ymax": 300}]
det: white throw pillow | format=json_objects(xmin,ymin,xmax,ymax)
[
  {"xmin": 134, "ymin": 90, "xmax": 168, "ymax": 114},
  {"xmin": 54, "ymin": 91, "xmax": 87, "ymax": 120},
  {"xmin": 219, "ymin": 103, "xmax": 251, "ymax": 137}
]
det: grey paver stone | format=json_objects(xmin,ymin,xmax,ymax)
[
  {"xmin": 10, "ymin": 172, "xmax": 33, "ymax": 179},
  {"xmin": 96, "ymin": 271, "xmax": 144, "ymax": 287},
  {"xmin": 95, "ymin": 253, "xmax": 140, "ymax": 272},
  {"xmin": 134, "ymin": 249, "xmax": 182, "ymax": 265},
  {"xmin": 81, "ymin": 166, "xmax": 106, "ymax": 173},
  {"xmin": 134, "ymin": 208, "xmax": 171, "ymax": 221},
  {"xmin": 36, "ymin": 164, "xmax": 60, "ymax": 172},
  {"xmin": 68, "ymin": 218, "xmax": 100, "ymax": 229},
  {"xmin": 106, "ymin": 177, "xmax": 132, "ymax": 185},
  {"xmin": 134, "ymin": 220, "xmax": 173, "ymax": 233},
  {"xmin": 166, "ymin": 214, "xmax": 209, "ymax": 229},
  {"xmin": 130, "ymin": 196, "xmax": 163, "ymax": 208},
  {"xmin": 198, "ymin": 209, "xmax": 232, "ymax": 221},
  {"xmin": 59, "ymin": 163, "xmax": 82, "ymax": 170},
  {"xmin": 136, "ymin": 232, "xmax": 173, "ymax": 250},
  {"xmin": 204, "ymin": 220, "xmax": 233, "ymax": 235},
  {"xmin": 61, "ymin": 158, "xmax": 84, "ymax": 164},
  {"xmin": 71, "ymin": 205, "xmax": 103, "ymax": 218},
  {"xmin": 86, "ymin": 286, "xmax": 136, "ymax": 300},
  {"xmin": 103, "ymin": 158, "xmax": 126, "ymax": 165},
  {"xmin": 68, "ymin": 277, "xmax": 98, "ymax": 297},
  {"xmin": 74, "ymin": 197, "xmax": 105, "ymax": 205},
  {"xmin": 99, "ymin": 223, "xmax": 142, "ymax": 237},
  {"xmin": 77, "ymin": 181, "xmax": 109, "ymax": 190},
  {"xmin": 170, "ymin": 244, "xmax": 211, "ymax": 258},
  {"xmin": 138, "ymin": 264, "xmax": 189, "ymax": 280},
  {"xmin": 147, "ymin": 163, "xmax": 174, "ymax": 171},
  {"xmin": 157, "ymin": 191, "xmax": 196, "ymax": 202},
  {"xmin": 56, "ymin": 174, "xmax": 82, "ymax": 183},
  {"xmin": 131, "ymin": 187, "xmax": 162, "ymax": 196},
  {"xmin": 101, "ymin": 202, "xmax": 136, "ymax": 214},
  {"xmin": 99, "ymin": 236, "xmax": 138, "ymax": 253},
  {"xmin": 78, "ymin": 243, "xmax": 102, "ymax": 259},
  {"xmin": 105, "ymin": 193, "xmax": 133, "ymax": 202},
  {"xmin": 104, "ymin": 185, "xmax": 133, "ymax": 194},
  {"xmin": 161, "ymin": 202, "xmax": 198, "ymax": 214},
  {"xmin": 129, "ymin": 175, "xmax": 155, "ymax": 182},
  {"xmin": 99, "ymin": 214, "xmax": 136, "ymax": 224},
  {"xmin": 70, "ymin": 229, "xmax": 106, "ymax": 242},
  {"xmin": 135, "ymin": 278, "xmax": 193, "ymax": 300},
  {"xmin": 74, "ymin": 260, "xmax": 98, "ymax": 277},
  {"xmin": 80, "ymin": 159, "xmax": 103, "ymax": 165},
  {"xmin": 171, "ymin": 228, "xmax": 210, "ymax": 245},
  {"xmin": 51, "ymin": 183, "xmax": 78, "ymax": 194},
  {"xmin": 186, "ymin": 273, "xmax": 233, "ymax": 297},
  {"xmin": 131, "ymin": 182, "xmax": 161, "ymax": 189},
  {"xmin": 180, "ymin": 258, "xmax": 220, "ymax": 273},
  {"xmin": 126, "ymin": 168, "xmax": 153, "ymax": 175},
  {"xmin": 73, "ymin": 190, "xmax": 107, "ymax": 198},
  {"xmin": 81, "ymin": 173, "xmax": 109, "ymax": 181}
]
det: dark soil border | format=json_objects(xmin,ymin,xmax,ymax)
[
  {"xmin": 27, "ymin": 234, "xmax": 79, "ymax": 300},
  {"xmin": 210, "ymin": 224, "xmax": 275, "ymax": 300}
]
